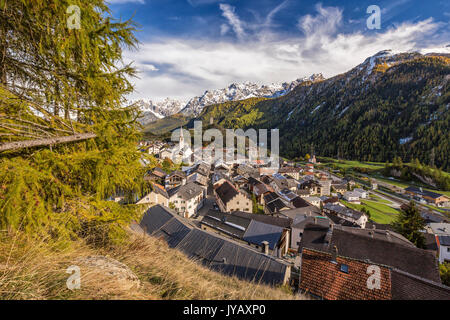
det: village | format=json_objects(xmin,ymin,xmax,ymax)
[{"xmin": 131, "ymin": 133, "xmax": 450, "ymax": 300}]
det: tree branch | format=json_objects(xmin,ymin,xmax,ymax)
[{"xmin": 0, "ymin": 133, "xmax": 97, "ymax": 152}]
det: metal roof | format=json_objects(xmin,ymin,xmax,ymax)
[
  {"xmin": 140, "ymin": 205, "xmax": 174, "ymax": 234},
  {"xmin": 153, "ymin": 218, "xmax": 192, "ymax": 248},
  {"xmin": 140, "ymin": 205, "xmax": 288, "ymax": 285},
  {"xmin": 439, "ymin": 235, "xmax": 450, "ymax": 246},
  {"xmin": 243, "ymin": 220, "xmax": 283, "ymax": 250},
  {"xmin": 210, "ymin": 241, "xmax": 287, "ymax": 285}
]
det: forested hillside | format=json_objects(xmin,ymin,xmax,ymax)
[{"xmin": 196, "ymin": 52, "xmax": 450, "ymax": 171}]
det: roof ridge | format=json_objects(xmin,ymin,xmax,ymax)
[
  {"xmin": 391, "ymin": 267, "xmax": 450, "ymax": 290},
  {"xmin": 302, "ymin": 247, "xmax": 393, "ymax": 269},
  {"xmin": 332, "ymin": 228, "xmax": 431, "ymax": 253}
]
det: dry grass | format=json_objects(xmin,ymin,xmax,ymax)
[{"xmin": 0, "ymin": 230, "xmax": 300, "ymax": 300}]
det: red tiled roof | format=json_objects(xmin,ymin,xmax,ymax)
[{"xmin": 300, "ymin": 248, "xmax": 392, "ymax": 300}]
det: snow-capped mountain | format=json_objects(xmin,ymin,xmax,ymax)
[
  {"xmin": 352, "ymin": 50, "xmax": 421, "ymax": 82},
  {"xmin": 135, "ymin": 74, "xmax": 325, "ymax": 125},
  {"xmin": 134, "ymin": 98, "xmax": 185, "ymax": 125},
  {"xmin": 180, "ymin": 74, "xmax": 325, "ymax": 116}
]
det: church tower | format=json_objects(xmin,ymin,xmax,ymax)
[{"xmin": 179, "ymin": 127, "xmax": 184, "ymax": 149}]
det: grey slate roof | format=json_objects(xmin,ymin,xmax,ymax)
[
  {"xmin": 210, "ymin": 241, "xmax": 287, "ymax": 285},
  {"xmin": 177, "ymin": 229, "xmax": 226, "ymax": 264},
  {"xmin": 429, "ymin": 223, "xmax": 450, "ymax": 235},
  {"xmin": 153, "ymin": 218, "xmax": 192, "ymax": 248},
  {"xmin": 200, "ymin": 210, "xmax": 250, "ymax": 238},
  {"xmin": 266, "ymin": 199, "xmax": 289, "ymax": 214},
  {"xmin": 215, "ymin": 180, "xmax": 239, "ymax": 205},
  {"xmin": 231, "ymin": 211, "xmax": 292, "ymax": 229},
  {"xmin": 140, "ymin": 205, "xmax": 288, "ymax": 285},
  {"xmin": 243, "ymin": 220, "xmax": 283, "ymax": 250},
  {"xmin": 201, "ymin": 216, "xmax": 246, "ymax": 238},
  {"xmin": 292, "ymin": 214, "xmax": 330, "ymax": 230},
  {"xmin": 206, "ymin": 210, "xmax": 251, "ymax": 229},
  {"xmin": 439, "ymin": 235, "xmax": 450, "ymax": 246},
  {"xmin": 187, "ymin": 172, "xmax": 208, "ymax": 186},
  {"xmin": 405, "ymin": 186, "xmax": 445, "ymax": 199},
  {"xmin": 280, "ymin": 206, "xmax": 321, "ymax": 219},
  {"xmin": 140, "ymin": 205, "xmax": 174, "ymax": 234},
  {"xmin": 174, "ymin": 182, "xmax": 204, "ymax": 200}
]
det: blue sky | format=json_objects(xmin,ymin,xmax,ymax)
[{"xmin": 107, "ymin": 0, "xmax": 450, "ymax": 101}]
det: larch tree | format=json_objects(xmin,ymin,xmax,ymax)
[{"xmin": 0, "ymin": 0, "xmax": 150, "ymax": 244}]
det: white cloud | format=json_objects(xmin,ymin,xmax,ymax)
[
  {"xmin": 298, "ymin": 3, "xmax": 343, "ymax": 37},
  {"xmin": 220, "ymin": 23, "xmax": 230, "ymax": 36},
  {"xmin": 141, "ymin": 64, "xmax": 159, "ymax": 72},
  {"xmin": 265, "ymin": 0, "xmax": 289, "ymax": 27},
  {"xmin": 219, "ymin": 3, "xmax": 246, "ymax": 41},
  {"xmin": 124, "ymin": 5, "xmax": 449, "ymax": 102}
]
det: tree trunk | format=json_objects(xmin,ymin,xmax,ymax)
[
  {"xmin": 0, "ymin": 133, "xmax": 97, "ymax": 152},
  {"xmin": 0, "ymin": 24, "xmax": 7, "ymax": 85}
]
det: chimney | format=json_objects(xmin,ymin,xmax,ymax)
[
  {"xmin": 331, "ymin": 246, "xmax": 338, "ymax": 264},
  {"xmin": 261, "ymin": 241, "xmax": 269, "ymax": 255}
]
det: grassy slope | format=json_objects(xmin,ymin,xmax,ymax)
[
  {"xmin": 340, "ymin": 199, "xmax": 399, "ymax": 225},
  {"xmin": 320, "ymin": 157, "xmax": 386, "ymax": 170},
  {"xmin": 0, "ymin": 231, "xmax": 298, "ymax": 300},
  {"xmin": 368, "ymin": 194, "xmax": 392, "ymax": 205}
]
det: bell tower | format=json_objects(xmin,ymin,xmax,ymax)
[{"xmin": 179, "ymin": 127, "xmax": 184, "ymax": 148}]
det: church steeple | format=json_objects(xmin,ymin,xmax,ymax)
[{"xmin": 179, "ymin": 127, "xmax": 184, "ymax": 148}]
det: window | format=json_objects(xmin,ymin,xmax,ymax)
[
  {"xmin": 447, "ymin": 247, "xmax": 450, "ymax": 253},
  {"xmin": 340, "ymin": 264, "xmax": 349, "ymax": 274}
]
